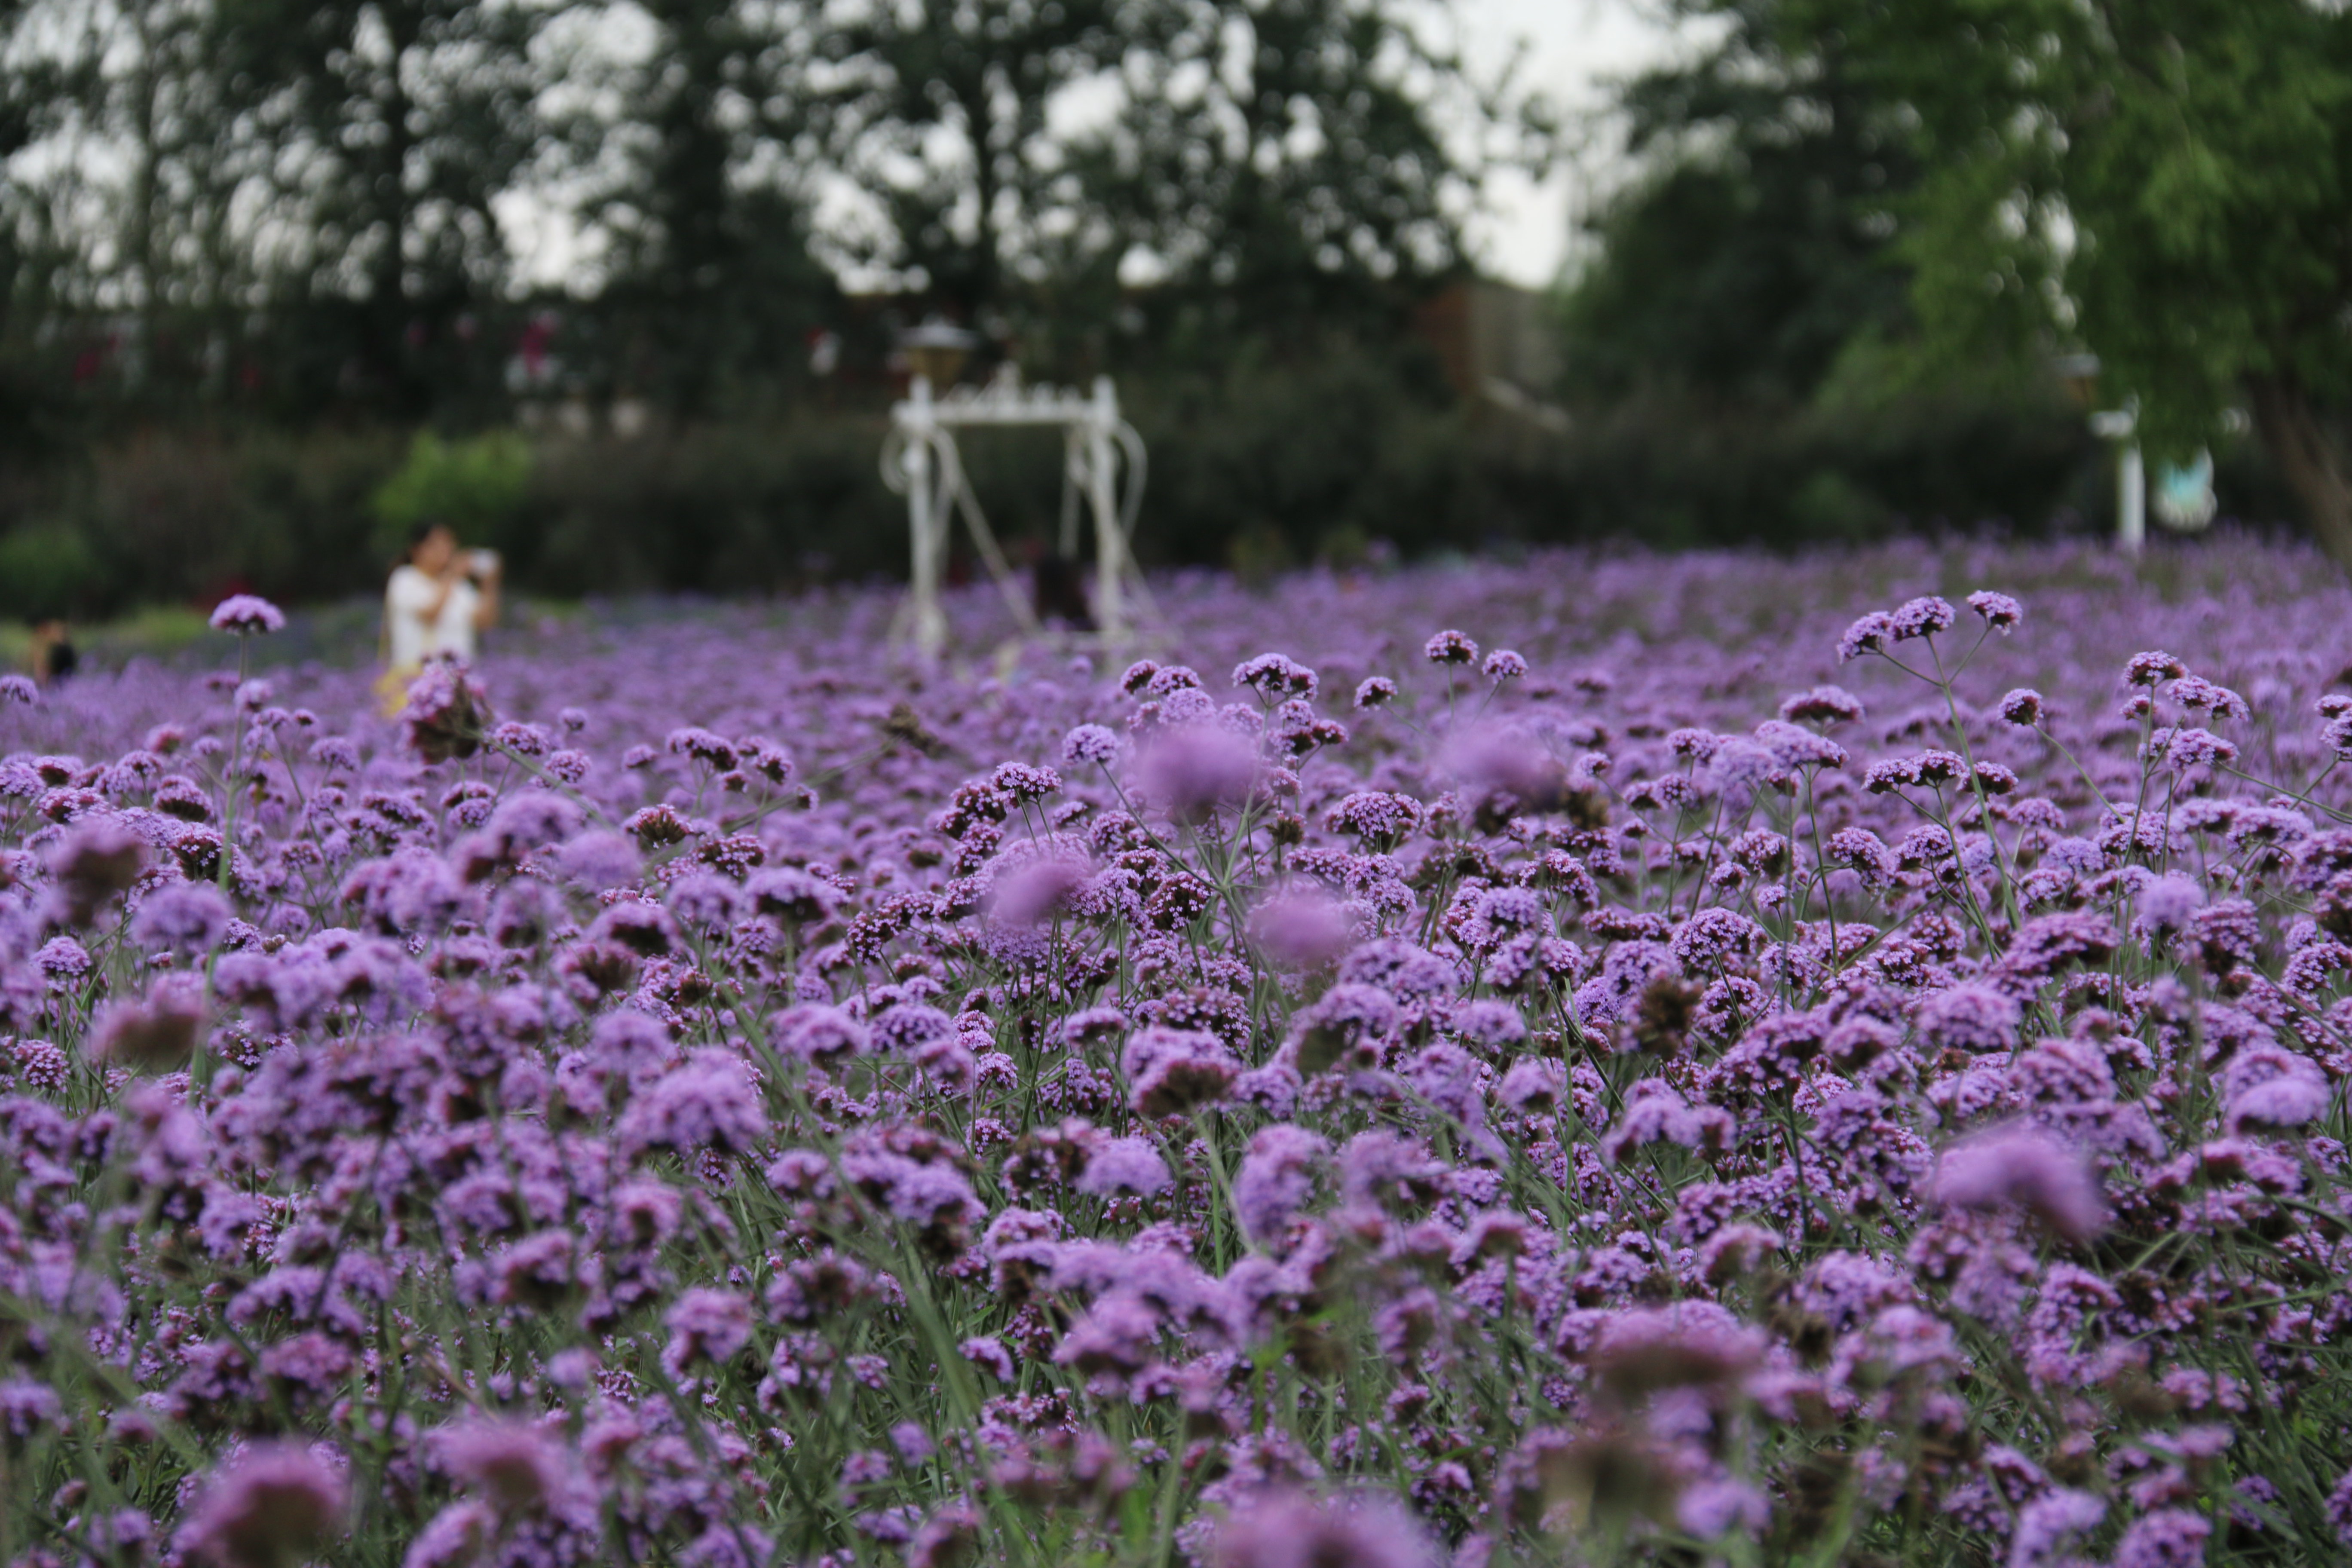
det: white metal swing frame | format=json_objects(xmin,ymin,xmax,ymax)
[{"xmin": 882, "ymin": 374, "xmax": 1157, "ymax": 660}]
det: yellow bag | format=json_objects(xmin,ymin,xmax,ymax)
[
  {"xmin": 374, "ymin": 592, "xmax": 419, "ymax": 716},
  {"xmin": 374, "ymin": 665, "xmax": 418, "ymax": 718}
]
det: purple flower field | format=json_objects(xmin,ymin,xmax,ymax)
[{"xmin": 4, "ymin": 533, "xmax": 2352, "ymax": 1568}]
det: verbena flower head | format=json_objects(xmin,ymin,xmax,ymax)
[
  {"xmin": 1232, "ymin": 653, "xmax": 1318, "ymax": 700},
  {"xmin": 1121, "ymin": 1026, "xmax": 1239, "ymax": 1117},
  {"xmin": 1422, "ymin": 629, "xmax": 1479, "ymax": 666},
  {"xmin": 431, "ymin": 1418, "xmax": 568, "ymax": 1513},
  {"xmin": 1966, "ymin": 590, "xmax": 2024, "ymax": 630},
  {"xmin": 2109, "ymin": 1508, "xmax": 2211, "ymax": 1568},
  {"xmin": 1481, "ymin": 649, "xmax": 1528, "ymax": 681},
  {"xmin": 665, "ymin": 1286, "xmax": 754, "ymax": 1368},
  {"xmin": 1234, "ymin": 1125, "xmax": 1327, "ymax": 1245},
  {"xmin": 48, "ymin": 815, "xmax": 148, "ymax": 925},
  {"xmin": 208, "ymin": 595, "xmax": 286, "ymax": 635},
  {"xmin": 1, "ymin": 537, "xmax": 2349, "ymax": 1567},
  {"xmin": 1779, "ymin": 685, "xmax": 1865, "ymax": 725},
  {"xmin": 1134, "ymin": 726, "xmax": 1258, "ymax": 821},
  {"xmin": 91, "ymin": 977, "xmax": 205, "ymax": 1072},
  {"xmin": 176, "ymin": 1442, "xmax": 347, "ymax": 1568},
  {"xmin": 1890, "ymin": 595, "xmax": 1956, "ymax": 640},
  {"xmin": 1837, "ymin": 611, "xmax": 1898, "ymax": 661},
  {"xmin": 1063, "ymin": 723, "xmax": 1121, "ymax": 768},
  {"xmin": 1934, "ymin": 1126, "xmax": 2104, "ymax": 1243},
  {"xmin": 1075, "ymin": 1135, "xmax": 1171, "ymax": 1197},
  {"xmin": 2134, "ymin": 873, "xmax": 2205, "ymax": 942},
  {"xmin": 400, "ymin": 658, "xmax": 492, "ymax": 763},
  {"xmin": 1210, "ymin": 1488, "xmax": 1437, "ymax": 1568},
  {"xmin": 1443, "ymin": 726, "xmax": 1570, "ymax": 812}
]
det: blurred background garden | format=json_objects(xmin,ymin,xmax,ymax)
[{"xmin": 1, "ymin": 0, "xmax": 2346, "ymax": 638}]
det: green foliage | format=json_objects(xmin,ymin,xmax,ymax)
[
  {"xmin": 1559, "ymin": 2, "xmax": 1914, "ymax": 406},
  {"xmin": 369, "ymin": 431, "xmax": 535, "ymax": 560},
  {"xmin": 0, "ymin": 343, "xmax": 2119, "ymax": 623},
  {"xmin": 0, "ymin": 521, "xmax": 98, "ymax": 618},
  {"xmin": 1553, "ymin": 0, "xmax": 2098, "ymax": 544},
  {"xmin": 0, "ymin": 426, "xmax": 399, "ymax": 618},
  {"xmin": 1783, "ymin": 0, "xmax": 2352, "ymax": 561}
]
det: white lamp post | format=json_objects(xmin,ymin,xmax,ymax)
[{"xmin": 2089, "ymin": 404, "xmax": 2144, "ymax": 556}]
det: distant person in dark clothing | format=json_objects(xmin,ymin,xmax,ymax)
[
  {"xmin": 29, "ymin": 620, "xmax": 77, "ymax": 685},
  {"xmin": 1033, "ymin": 555, "xmax": 1093, "ymax": 631}
]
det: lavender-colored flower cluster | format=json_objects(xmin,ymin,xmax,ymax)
[{"xmin": 2, "ymin": 534, "xmax": 2351, "ymax": 1567}]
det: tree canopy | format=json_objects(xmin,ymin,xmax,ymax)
[
  {"xmin": 1559, "ymin": 0, "xmax": 1917, "ymax": 407},
  {"xmin": 0, "ymin": 0, "xmax": 1517, "ymax": 423},
  {"xmin": 1785, "ymin": 0, "xmax": 2352, "ymax": 562}
]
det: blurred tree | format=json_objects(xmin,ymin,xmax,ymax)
[
  {"xmin": 1, "ymin": 0, "xmax": 86, "ymax": 428},
  {"xmin": 1558, "ymin": 0, "xmax": 1915, "ymax": 405},
  {"xmin": 1553, "ymin": 0, "xmax": 2093, "ymax": 544},
  {"xmin": 818, "ymin": 0, "xmax": 1125, "ymax": 322},
  {"xmin": 581, "ymin": 0, "xmax": 838, "ymax": 415},
  {"xmin": 210, "ymin": 0, "xmax": 548, "ymax": 415},
  {"xmin": 60, "ymin": 0, "xmax": 242, "ymax": 397},
  {"xmin": 0, "ymin": 0, "xmax": 42, "ymax": 431},
  {"xmin": 1084, "ymin": 0, "xmax": 1491, "ymax": 355},
  {"xmin": 1792, "ymin": 0, "xmax": 2352, "ymax": 565}
]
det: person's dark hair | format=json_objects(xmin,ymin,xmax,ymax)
[{"xmin": 408, "ymin": 521, "xmax": 447, "ymax": 555}]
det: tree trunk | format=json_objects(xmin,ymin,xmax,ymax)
[{"xmin": 2248, "ymin": 373, "xmax": 2352, "ymax": 572}]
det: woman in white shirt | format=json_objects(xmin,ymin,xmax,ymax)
[{"xmin": 378, "ymin": 523, "xmax": 501, "ymax": 711}]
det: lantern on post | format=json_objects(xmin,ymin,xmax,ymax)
[{"xmin": 900, "ymin": 318, "xmax": 976, "ymax": 389}]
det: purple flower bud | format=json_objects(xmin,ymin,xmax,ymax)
[
  {"xmin": 1075, "ymin": 1135, "xmax": 1171, "ymax": 1197},
  {"xmin": 1423, "ymin": 629, "xmax": 1479, "ymax": 666},
  {"xmin": 1210, "ymin": 1489, "xmax": 1437, "ymax": 1568},
  {"xmin": 48, "ymin": 815, "xmax": 147, "ymax": 926},
  {"xmin": 1965, "ymin": 589, "xmax": 2023, "ymax": 629},
  {"xmin": 176, "ymin": 1442, "xmax": 348, "ymax": 1568},
  {"xmin": 430, "ymin": 1419, "xmax": 568, "ymax": 1514},
  {"xmin": 1134, "ymin": 727, "xmax": 1258, "ymax": 821},
  {"xmin": 131, "ymin": 880, "xmax": 231, "ymax": 954},
  {"xmin": 1933, "ymin": 1126, "xmax": 2104, "ymax": 1243}
]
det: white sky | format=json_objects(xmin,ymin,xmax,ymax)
[{"xmin": 1452, "ymin": 0, "xmax": 1692, "ymax": 286}]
